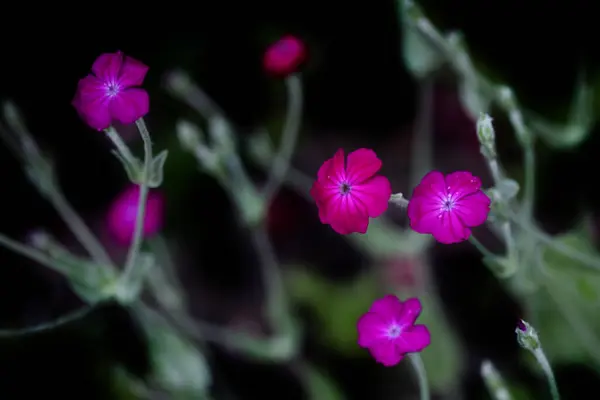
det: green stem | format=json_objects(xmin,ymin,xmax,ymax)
[
  {"xmin": 262, "ymin": 74, "xmax": 303, "ymax": 205},
  {"xmin": 409, "ymin": 77, "xmax": 434, "ymax": 189},
  {"xmin": 408, "ymin": 353, "xmax": 430, "ymax": 400},
  {"xmin": 522, "ymin": 145, "xmax": 536, "ymax": 218},
  {"xmin": 122, "ymin": 118, "xmax": 153, "ymax": 283},
  {"xmin": 533, "ymin": 348, "xmax": 560, "ymax": 400},
  {"xmin": 0, "ymin": 305, "xmax": 94, "ymax": 337},
  {"xmin": 468, "ymin": 235, "xmax": 496, "ymax": 259},
  {"xmin": 0, "ymin": 232, "xmax": 67, "ymax": 274},
  {"xmin": 48, "ymin": 188, "xmax": 114, "ymax": 268},
  {"xmin": 105, "ymin": 127, "xmax": 138, "ymax": 167}
]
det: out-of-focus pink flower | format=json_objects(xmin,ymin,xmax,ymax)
[
  {"xmin": 107, "ymin": 185, "xmax": 164, "ymax": 246},
  {"xmin": 407, "ymin": 171, "xmax": 490, "ymax": 244},
  {"xmin": 263, "ymin": 35, "xmax": 306, "ymax": 76},
  {"xmin": 357, "ymin": 295, "xmax": 430, "ymax": 367},
  {"xmin": 383, "ymin": 256, "xmax": 420, "ymax": 289},
  {"xmin": 310, "ymin": 148, "xmax": 392, "ymax": 235},
  {"xmin": 73, "ymin": 51, "xmax": 149, "ymax": 131}
]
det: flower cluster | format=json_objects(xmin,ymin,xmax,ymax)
[
  {"xmin": 310, "ymin": 142, "xmax": 491, "ymax": 366},
  {"xmin": 310, "ymin": 149, "xmax": 490, "ymax": 243}
]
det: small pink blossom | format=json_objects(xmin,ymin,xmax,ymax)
[
  {"xmin": 407, "ymin": 171, "xmax": 490, "ymax": 244},
  {"xmin": 73, "ymin": 51, "xmax": 149, "ymax": 131},
  {"xmin": 357, "ymin": 295, "xmax": 430, "ymax": 366},
  {"xmin": 263, "ymin": 35, "xmax": 306, "ymax": 76},
  {"xmin": 310, "ymin": 148, "xmax": 392, "ymax": 235},
  {"xmin": 107, "ymin": 185, "xmax": 164, "ymax": 246}
]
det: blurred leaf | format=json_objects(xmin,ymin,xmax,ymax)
[
  {"xmin": 527, "ymin": 74, "xmax": 594, "ymax": 149},
  {"xmin": 136, "ymin": 304, "xmax": 212, "ymax": 397},
  {"xmin": 416, "ymin": 292, "xmax": 465, "ymax": 392},
  {"xmin": 349, "ymin": 219, "xmax": 432, "ymax": 258},
  {"xmin": 303, "ymin": 363, "xmax": 344, "ymax": 400},
  {"xmin": 526, "ymin": 228, "xmax": 600, "ymax": 370},
  {"xmin": 148, "ymin": 149, "xmax": 169, "ymax": 188},
  {"xmin": 401, "ymin": 22, "xmax": 444, "ymax": 79},
  {"xmin": 287, "ymin": 266, "xmax": 464, "ymax": 392},
  {"xmin": 287, "ymin": 266, "xmax": 379, "ymax": 355}
]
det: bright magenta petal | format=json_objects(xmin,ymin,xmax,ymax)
[
  {"xmin": 369, "ymin": 295, "xmax": 403, "ymax": 320},
  {"xmin": 454, "ymin": 191, "xmax": 491, "ymax": 227},
  {"xmin": 398, "ymin": 325, "xmax": 430, "ymax": 353},
  {"xmin": 411, "ymin": 170, "xmax": 446, "ymax": 200},
  {"xmin": 357, "ymin": 312, "xmax": 387, "ymax": 348},
  {"xmin": 345, "ymin": 148, "xmax": 382, "ymax": 184},
  {"xmin": 432, "ymin": 211, "xmax": 471, "ymax": 244},
  {"xmin": 368, "ymin": 340, "xmax": 404, "ymax": 367},
  {"xmin": 352, "ymin": 176, "xmax": 392, "ymax": 218},
  {"xmin": 327, "ymin": 195, "xmax": 369, "ymax": 234},
  {"xmin": 445, "ymin": 171, "xmax": 482, "ymax": 200},
  {"xmin": 109, "ymin": 88, "xmax": 149, "ymax": 124},
  {"xmin": 397, "ymin": 297, "xmax": 422, "ymax": 326},
  {"xmin": 91, "ymin": 52, "xmax": 123, "ymax": 82},
  {"xmin": 119, "ymin": 56, "xmax": 149, "ymax": 87}
]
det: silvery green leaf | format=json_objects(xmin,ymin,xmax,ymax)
[
  {"xmin": 111, "ymin": 149, "xmax": 141, "ymax": 184},
  {"xmin": 148, "ymin": 150, "xmax": 168, "ymax": 188},
  {"xmin": 137, "ymin": 304, "xmax": 212, "ymax": 395},
  {"xmin": 528, "ymin": 74, "xmax": 594, "ymax": 149},
  {"xmin": 496, "ymin": 178, "xmax": 520, "ymax": 201}
]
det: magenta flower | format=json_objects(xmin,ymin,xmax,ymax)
[
  {"xmin": 310, "ymin": 148, "xmax": 392, "ymax": 235},
  {"xmin": 263, "ymin": 35, "xmax": 306, "ymax": 76},
  {"xmin": 107, "ymin": 185, "xmax": 164, "ymax": 246},
  {"xmin": 357, "ymin": 295, "xmax": 430, "ymax": 367},
  {"xmin": 407, "ymin": 171, "xmax": 491, "ymax": 244},
  {"xmin": 73, "ymin": 51, "xmax": 150, "ymax": 131}
]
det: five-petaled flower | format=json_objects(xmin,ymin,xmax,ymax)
[
  {"xmin": 107, "ymin": 185, "xmax": 164, "ymax": 246},
  {"xmin": 73, "ymin": 51, "xmax": 150, "ymax": 131},
  {"xmin": 263, "ymin": 35, "xmax": 306, "ymax": 76},
  {"xmin": 310, "ymin": 148, "xmax": 392, "ymax": 235},
  {"xmin": 357, "ymin": 295, "xmax": 430, "ymax": 367},
  {"xmin": 407, "ymin": 171, "xmax": 490, "ymax": 244}
]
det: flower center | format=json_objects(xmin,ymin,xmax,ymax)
[
  {"xmin": 441, "ymin": 195, "xmax": 455, "ymax": 211},
  {"xmin": 105, "ymin": 80, "xmax": 121, "ymax": 97},
  {"xmin": 339, "ymin": 182, "xmax": 351, "ymax": 195},
  {"xmin": 387, "ymin": 324, "xmax": 402, "ymax": 339}
]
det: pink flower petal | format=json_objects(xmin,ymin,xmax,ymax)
[
  {"xmin": 368, "ymin": 340, "xmax": 404, "ymax": 367},
  {"xmin": 345, "ymin": 148, "xmax": 382, "ymax": 184},
  {"xmin": 411, "ymin": 170, "xmax": 446, "ymax": 200},
  {"xmin": 407, "ymin": 200, "xmax": 440, "ymax": 234},
  {"xmin": 357, "ymin": 312, "xmax": 387, "ymax": 348},
  {"xmin": 119, "ymin": 56, "xmax": 149, "ymax": 87},
  {"xmin": 352, "ymin": 176, "xmax": 392, "ymax": 218},
  {"xmin": 432, "ymin": 211, "xmax": 471, "ymax": 244},
  {"xmin": 73, "ymin": 76, "xmax": 111, "ymax": 131},
  {"xmin": 397, "ymin": 297, "xmax": 422, "ymax": 326},
  {"xmin": 445, "ymin": 171, "xmax": 482, "ymax": 200},
  {"xmin": 92, "ymin": 52, "xmax": 123, "ymax": 82},
  {"xmin": 327, "ymin": 195, "xmax": 369, "ymax": 234},
  {"xmin": 453, "ymin": 191, "xmax": 490, "ymax": 227},
  {"xmin": 398, "ymin": 325, "xmax": 430, "ymax": 353},
  {"xmin": 109, "ymin": 88, "xmax": 150, "ymax": 124},
  {"xmin": 369, "ymin": 295, "xmax": 403, "ymax": 320}
]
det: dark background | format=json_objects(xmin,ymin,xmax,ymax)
[{"xmin": 0, "ymin": 0, "xmax": 599, "ymax": 398}]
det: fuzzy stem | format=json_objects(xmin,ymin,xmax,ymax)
[
  {"xmin": 533, "ymin": 348, "xmax": 560, "ymax": 400},
  {"xmin": 408, "ymin": 353, "xmax": 430, "ymax": 400},
  {"xmin": 47, "ymin": 189, "xmax": 114, "ymax": 268},
  {"xmin": 262, "ymin": 74, "xmax": 303, "ymax": 205},
  {"xmin": 122, "ymin": 119, "xmax": 153, "ymax": 283}
]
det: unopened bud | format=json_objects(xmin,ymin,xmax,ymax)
[
  {"xmin": 515, "ymin": 319, "xmax": 540, "ymax": 351},
  {"xmin": 477, "ymin": 113, "xmax": 496, "ymax": 159},
  {"xmin": 176, "ymin": 120, "xmax": 203, "ymax": 152}
]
